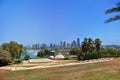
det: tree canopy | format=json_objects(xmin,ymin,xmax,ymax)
[{"xmin": 1, "ymin": 41, "xmax": 25, "ymax": 59}]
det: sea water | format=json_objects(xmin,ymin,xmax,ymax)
[{"xmin": 20, "ymin": 50, "xmax": 37, "ymax": 59}]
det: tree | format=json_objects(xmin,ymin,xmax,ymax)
[
  {"xmin": 0, "ymin": 50, "xmax": 12, "ymax": 66},
  {"xmin": 88, "ymin": 38, "xmax": 95, "ymax": 53},
  {"xmin": 80, "ymin": 38, "xmax": 95, "ymax": 60},
  {"xmin": 24, "ymin": 55, "xmax": 30, "ymax": 60},
  {"xmin": 81, "ymin": 38, "xmax": 94, "ymax": 53},
  {"xmin": 94, "ymin": 38, "xmax": 102, "ymax": 54},
  {"xmin": 105, "ymin": 2, "xmax": 120, "ymax": 23},
  {"xmin": 37, "ymin": 50, "xmax": 45, "ymax": 57},
  {"xmin": 1, "ymin": 41, "xmax": 25, "ymax": 59},
  {"xmin": 70, "ymin": 48, "xmax": 80, "ymax": 55},
  {"xmin": 107, "ymin": 48, "xmax": 117, "ymax": 57},
  {"xmin": 1, "ymin": 43, "xmax": 9, "ymax": 51}
]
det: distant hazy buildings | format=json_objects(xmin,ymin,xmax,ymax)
[
  {"xmin": 32, "ymin": 43, "xmax": 40, "ymax": 49},
  {"xmin": 59, "ymin": 38, "xmax": 80, "ymax": 49},
  {"xmin": 103, "ymin": 45, "xmax": 120, "ymax": 49},
  {"xmin": 25, "ymin": 38, "xmax": 81, "ymax": 50},
  {"xmin": 71, "ymin": 38, "xmax": 80, "ymax": 48},
  {"xmin": 77, "ymin": 38, "xmax": 80, "ymax": 48}
]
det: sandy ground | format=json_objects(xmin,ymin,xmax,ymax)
[
  {"xmin": 0, "ymin": 58, "xmax": 120, "ymax": 80},
  {"xmin": 0, "ymin": 58, "xmax": 113, "ymax": 71}
]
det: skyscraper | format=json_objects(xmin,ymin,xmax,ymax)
[
  {"xmin": 71, "ymin": 40, "xmax": 77, "ymax": 48},
  {"xmin": 77, "ymin": 38, "xmax": 80, "ymax": 48},
  {"xmin": 60, "ymin": 41, "xmax": 63, "ymax": 48},
  {"xmin": 50, "ymin": 43, "xmax": 53, "ymax": 48},
  {"xmin": 63, "ymin": 41, "xmax": 66, "ymax": 48}
]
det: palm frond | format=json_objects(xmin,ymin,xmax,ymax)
[
  {"xmin": 105, "ymin": 7, "xmax": 120, "ymax": 14},
  {"xmin": 105, "ymin": 15, "xmax": 120, "ymax": 23}
]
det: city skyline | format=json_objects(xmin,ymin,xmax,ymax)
[
  {"xmin": 0, "ymin": 0, "xmax": 120, "ymax": 45},
  {"xmin": 26, "ymin": 37, "xmax": 81, "ymax": 49}
]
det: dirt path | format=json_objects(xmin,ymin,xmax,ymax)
[
  {"xmin": 0, "ymin": 58, "xmax": 113, "ymax": 71},
  {"xmin": 0, "ymin": 58, "xmax": 120, "ymax": 80}
]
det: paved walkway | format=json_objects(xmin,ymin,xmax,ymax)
[{"xmin": 0, "ymin": 58, "xmax": 113, "ymax": 71}]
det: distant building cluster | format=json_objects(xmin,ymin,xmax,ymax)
[
  {"xmin": 103, "ymin": 45, "xmax": 120, "ymax": 49},
  {"xmin": 25, "ymin": 38, "xmax": 80, "ymax": 50}
]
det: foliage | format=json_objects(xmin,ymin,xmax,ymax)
[
  {"xmin": 64, "ymin": 57, "xmax": 70, "ymax": 60},
  {"xmin": 0, "ymin": 50, "xmax": 12, "ymax": 66},
  {"xmin": 107, "ymin": 48, "xmax": 117, "ymax": 57},
  {"xmin": 99, "ymin": 49, "xmax": 108, "ymax": 58},
  {"xmin": 78, "ymin": 53, "xmax": 86, "ymax": 60},
  {"xmin": 115, "ymin": 50, "xmax": 120, "ymax": 57},
  {"xmin": 70, "ymin": 48, "xmax": 81, "ymax": 55},
  {"xmin": 105, "ymin": 2, "xmax": 120, "ymax": 23},
  {"xmin": 79, "ymin": 38, "xmax": 102, "ymax": 60},
  {"xmin": 24, "ymin": 55, "xmax": 30, "ymax": 60},
  {"xmin": 37, "ymin": 50, "xmax": 45, "ymax": 57},
  {"xmin": 81, "ymin": 38, "xmax": 95, "ymax": 53},
  {"xmin": 13, "ymin": 59, "xmax": 22, "ymax": 64},
  {"xmin": 44, "ymin": 49, "xmax": 54, "ymax": 56},
  {"xmin": 94, "ymin": 38, "xmax": 102, "ymax": 54},
  {"xmin": 1, "ymin": 41, "xmax": 25, "ymax": 59},
  {"xmin": 85, "ymin": 53, "xmax": 99, "ymax": 60},
  {"xmin": 78, "ymin": 52, "xmax": 99, "ymax": 60},
  {"xmin": 99, "ymin": 48, "xmax": 120, "ymax": 58}
]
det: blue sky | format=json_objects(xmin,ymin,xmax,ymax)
[{"xmin": 0, "ymin": 0, "xmax": 120, "ymax": 45}]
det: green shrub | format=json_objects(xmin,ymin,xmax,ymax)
[
  {"xmin": 100, "ymin": 53, "xmax": 113, "ymax": 58},
  {"xmin": 78, "ymin": 53, "xmax": 86, "ymax": 60},
  {"xmin": 85, "ymin": 53, "xmax": 99, "ymax": 60},
  {"xmin": 115, "ymin": 52, "xmax": 120, "ymax": 57},
  {"xmin": 24, "ymin": 55, "xmax": 30, "ymax": 60},
  {"xmin": 64, "ymin": 57, "xmax": 70, "ymax": 60},
  {"xmin": 13, "ymin": 59, "xmax": 22, "ymax": 64},
  {"xmin": 37, "ymin": 50, "xmax": 45, "ymax": 57},
  {"xmin": 0, "ymin": 50, "xmax": 12, "ymax": 66}
]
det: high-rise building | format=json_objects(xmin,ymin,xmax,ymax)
[
  {"xmin": 60, "ymin": 41, "xmax": 63, "ymax": 48},
  {"xmin": 67, "ymin": 43, "xmax": 71, "ymax": 48},
  {"xmin": 40, "ymin": 43, "xmax": 47, "ymax": 49},
  {"xmin": 73, "ymin": 40, "xmax": 77, "ymax": 47},
  {"xmin": 50, "ymin": 43, "xmax": 53, "ymax": 48},
  {"xmin": 71, "ymin": 40, "xmax": 77, "ymax": 48},
  {"xmin": 32, "ymin": 43, "xmax": 40, "ymax": 50},
  {"xmin": 63, "ymin": 41, "xmax": 66, "ymax": 48},
  {"xmin": 77, "ymin": 38, "xmax": 80, "ymax": 48}
]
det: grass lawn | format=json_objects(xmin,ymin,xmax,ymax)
[{"xmin": 0, "ymin": 58, "xmax": 120, "ymax": 80}]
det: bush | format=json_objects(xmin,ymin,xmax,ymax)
[
  {"xmin": 64, "ymin": 57, "xmax": 70, "ymax": 60},
  {"xmin": 78, "ymin": 53, "xmax": 86, "ymax": 60},
  {"xmin": 24, "ymin": 55, "xmax": 30, "ymax": 60},
  {"xmin": 85, "ymin": 53, "xmax": 99, "ymax": 60},
  {"xmin": 115, "ymin": 51, "xmax": 120, "ymax": 57},
  {"xmin": 13, "ymin": 59, "xmax": 22, "ymax": 64},
  {"xmin": 100, "ymin": 53, "xmax": 111, "ymax": 58},
  {"xmin": 0, "ymin": 50, "xmax": 12, "ymax": 66},
  {"xmin": 37, "ymin": 50, "xmax": 45, "ymax": 57}
]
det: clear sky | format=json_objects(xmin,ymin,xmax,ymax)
[{"xmin": 0, "ymin": 0, "xmax": 120, "ymax": 45}]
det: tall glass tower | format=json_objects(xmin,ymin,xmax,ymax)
[{"xmin": 77, "ymin": 38, "xmax": 80, "ymax": 48}]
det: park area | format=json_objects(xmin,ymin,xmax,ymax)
[{"xmin": 0, "ymin": 58, "xmax": 120, "ymax": 80}]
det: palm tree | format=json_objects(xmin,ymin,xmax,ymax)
[
  {"xmin": 88, "ymin": 38, "xmax": 94, "ymax": 53},
  {"xmin": 95, "ymin": 39, "xmax": 102, "ymax": 54},
  {"xmin": 81, "ymin": 38, "xmax": 94, "ymax": 53},
  {"xmin": 105, "ymin": 2, "xmax": 120, "ymax": 23}
]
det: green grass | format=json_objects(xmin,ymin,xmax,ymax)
[
  {"xmin": 81, "ymin": 69, "xmax": 120, "ymax": 80},
  {"xmin": 1, "ymin": 59, "xmax": 120, "ymax": 80},
  {"xmin": 27, "ymin": 77, "xmax": 49, "ymax": 80}
]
